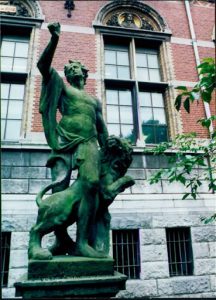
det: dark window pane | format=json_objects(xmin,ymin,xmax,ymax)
[
  {"xmin": 142, "ymin": 125, "xmax": 155, "ymax": 144},
  {"xmin": 105, "ymin": 50, "xmax": 116, "ymax": 64},
  {"xmin": 1, "ymin": 232, "xmax": 11, "ymax": 287},
  {"xmin": 118, "ymin": 66, "xmax": 130, "ymax": 79},
  {"xmin": 155, "ymin": 126, "xmax": 168, "ymax": 143},
  {"xmin": 106, "ymin": 90, "xmax": 118, "ymax": 104},
  {"xmin": 105, "ymin": 65, "xmax": 117, "ymax": 78},
  {"xmin": 107, "ymin": 105, "xmax": 119, "ymax": 123},
  {"xmin": 119, "ymin": 90, "xmax": 132, "ymax": 105},
  {"xmin": 166, "ymin": 228, "xmax": 193, "ymax": 277},
  {"xmin": 117, "ymin": 51, "xmax": 129, "ymax": 66},
  {"xmin": 112, "ymin": 230, "xmax": 140, "ymax": 279}
]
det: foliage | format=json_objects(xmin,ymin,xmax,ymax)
[
  {"xmin": 174, "ymin": 58, "xmax": 215, "ymax": 117},
  {"xmin": 145, "ymin": 58, "xmax": 216, "ymax": 222}
]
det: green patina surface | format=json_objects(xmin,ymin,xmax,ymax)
[
  {"xmin": 15, "ymin": 20, "xmax": 134, "ymax": 300},
  {"xmin": 15, "ymin": 271, "xmax": 127, "ymax": 299},
  {"xmin": 28, "ymin": 256, "xmax": 114, "ymax": 279},
  {"xmin": 28, "ymin": 22, "xmax": 134, "ymax": 262}
]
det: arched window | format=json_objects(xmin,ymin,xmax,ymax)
[
  {"xmin": 1, "ymin": 0, "xmax": 43, "ymax": 141},
  {"xmin": 94, "ymin": 1, "xmax": 176, "ymax": 146}
]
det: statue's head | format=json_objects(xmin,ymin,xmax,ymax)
[{"xmin": 64, "ymin": 60, "xmax": 89, "ymax": 85}]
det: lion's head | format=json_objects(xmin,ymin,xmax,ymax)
[{"xmin": 101, "ymin": 135, "xmax": 133, "ymax": 178}]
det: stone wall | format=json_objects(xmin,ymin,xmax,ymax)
[{"xmin": 2, "ymin": 148, "xmax": 216, "ymax": 298}]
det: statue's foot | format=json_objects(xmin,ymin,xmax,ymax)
[
  {"xmin": 75, "ymin": 243, "xmax": 107, "ymax": 258},
  {"xmin": 29, "ymin": 247, "xmax": 53, "ymax": 260}
]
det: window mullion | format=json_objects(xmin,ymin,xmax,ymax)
[{"xmin": 131, "ymin": 38, "xmax": 144, "ymax": 146}]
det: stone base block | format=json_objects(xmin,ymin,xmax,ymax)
[
  {"xmin": 28, "ymin": 256, "xmax": 114, "ymax": 279},
  {"xmin": 15, "ymin": 256, "xmax": 127, "ymax": 298},
  {"xmin": 15, "ymin": 271, "xmax": 127, "ymax": 299}
]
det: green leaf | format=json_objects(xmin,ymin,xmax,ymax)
[
  {"xmin": 177, "ymin": 174, "xmax": 186, "ymax": 185},
  {"xmin": 175, "ymin": 94, "xmax": 182, "ymax": 111},
  {"xmin": 182, "ymin": 193, "xmax": 190, "ymax": 200},
  {"xmin": 183, "ymin": 97, "xmax": 190, "ymax": 113},
  {"xmin": 201, "ymin": 90, "xmax": 212, "ymax": 103},
  {"xmin": 191, "ymin": 192, "xmax": 197, "ymax": 200},
  {"xmin": 176, "ymin": 86, "xmax": 188, "ymax": 91},
  {"xmin": 212, "ymin": 131, "xmax": 216, "ymax": 139}
]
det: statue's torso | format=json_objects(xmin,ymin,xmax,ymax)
[{"xmin": 59, "ymin": 85, "xmax": 98, "ymax": 139}]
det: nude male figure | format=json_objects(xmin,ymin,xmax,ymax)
[{"xmin": 37, "ymin": 22, "xmax": 109, "ymax": 258}]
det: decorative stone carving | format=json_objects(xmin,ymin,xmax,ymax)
[
  {"xmin": 0, "ymin": 0, "xmax": 32, "ymax": 17},
  {"xmin": 141, "ymin": 18, "xmax": 154, "ymax": 31},
  {"xmin": 105, "ymin": 8, "xmax": 161, "ymax": 31}
]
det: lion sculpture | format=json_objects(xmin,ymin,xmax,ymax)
[{"xmin": 28, "ymin": 136, "xmax": 135, "ymax": 260}]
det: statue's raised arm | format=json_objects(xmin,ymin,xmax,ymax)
[{"xmin": 37, "ymin": 22, "xmax": 61, "ymax": 82}]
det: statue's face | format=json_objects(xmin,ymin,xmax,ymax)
[{"xmin": 66, "ymin": 62, "xmax": 84, "ymax": 83}]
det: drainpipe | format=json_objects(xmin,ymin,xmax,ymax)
[{"xmin": 184, "ymin": 0, "xmax": 214, "ymax": 135}]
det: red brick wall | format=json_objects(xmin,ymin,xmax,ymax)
[
  {"xmin": 38, "ymin": 30, "xmax": 97, "ymax": 72},
  {"xmin": 171, "ymin": 44, "xmax": 199, "ymax": 82},
  {"xmin": 147, "ymin": 0, "xmax": 191, "ymax": 38},
  {"xmin": 39, "ymin": 0, "xmax": 107, "ymax": 27},
  {"xmin": 191, "ymin": 1, "xmax": 215, "ymax": 41},
  {"xmin": 31, "ymin": 0, "xmax": 215, "ymax": 138},
  {"xmin": 181, "ymin": 97, "xmax": 209, "ymax": 138}
]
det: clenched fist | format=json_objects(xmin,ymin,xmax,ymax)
[{"xmin": 48, "ymin": 22, "xmax": 61, "ymax": 38}]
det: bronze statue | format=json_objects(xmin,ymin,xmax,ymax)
[{"xmin": 28, "ymin": 23, "xmax": 135, "ymax": 260}]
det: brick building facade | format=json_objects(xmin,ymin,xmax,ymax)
[{"xmin": 1, "ymin": 0, "xmax": 215, "ymax": 298}]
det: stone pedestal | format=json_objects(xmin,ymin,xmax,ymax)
[{"xmin": 15, "ymin": 256, "xmax": 127, "ymax": 299}]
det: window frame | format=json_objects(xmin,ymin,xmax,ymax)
[
  {"xmin": 112, "ymin": 229, "xmax": 141, "ymax": 279},
  {"xmin": 103, "ymin": 34, "xmax": 169, "ymax": 146},
  {"xmin": 1, "ymin": 26, "xmax": 31, "ymax": 142},
  {"xmin": 166, "ymin": 227, "xmax": 194, "ymax": 277},
  {"xmin": 1, "ymin": 232, "xmax": 11, "ymax": 287}
]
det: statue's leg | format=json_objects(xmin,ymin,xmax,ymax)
[
  {"xmin": 49, "ymin": 226, "xmax": 76, "ymax": 255},
  {"xmin": 75, "ymin": 143, "xmax": 107, "ymax": 258},
  {"xmin": 28, "ymin": 224, "xmax": 52, "ymax": 260},
  {"xmin": 48, "ymin": 158, "xmax": 73, "ymax": 252}
]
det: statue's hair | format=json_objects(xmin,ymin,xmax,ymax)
[{"xmin": 64, "ymin": 60, "xmax": 89, "ymax": 85}]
